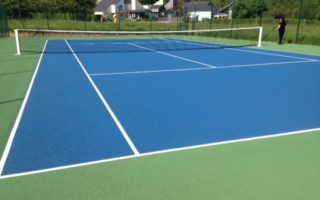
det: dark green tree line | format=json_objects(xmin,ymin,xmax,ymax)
[{"xmin": 0, "ymin": 0, "xmax": 96, "ymax": 19}]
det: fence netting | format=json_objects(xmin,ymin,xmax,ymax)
[{"xmin": 2, "ymin": 0, "xmax": 320, "ymax": 45}]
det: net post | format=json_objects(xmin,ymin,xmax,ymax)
[
  {"xmin": 258, "ymin": 26, "xmax": 263, "ymax": 47},
  {"xmin": 14, "ymin": 29, "xmax": 21, "ymax": 55}
]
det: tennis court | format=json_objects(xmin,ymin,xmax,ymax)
[{"xmin": 0, "ymin": 29, "xmax": 319, "ymax": 178}]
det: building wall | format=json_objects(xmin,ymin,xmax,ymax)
[
  {"xmin": 154, "ymin": 0, "xmax": 164, "ymax": 6},
  {"xmin": 189, "ymin": 11, "xmax": 211, "ymax": 21},
  {"xmin": 131, "ymin": 0, "xmax": 136, "ymax": 10},
  {"xmin": 104, "ymin": 0, "xmax": 125, "ymax": 14},
  {"xmin": 165, "ymin": 0, "xmax": 174, "ymax": 10}
]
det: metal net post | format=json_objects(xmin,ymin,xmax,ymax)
[{"xmin": 15, "ymin": 29, "xmax": 21, "ymax": 55}]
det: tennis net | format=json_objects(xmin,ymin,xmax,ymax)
[{"xmin": 15, "ymin": 27, "xmax": 263, "ymax": 55}]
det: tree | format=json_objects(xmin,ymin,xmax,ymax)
[
  {"xmin": 74, "ymin": 0, "xmax": 95, "ymax": 20},
  {"xmin": 233, "ymin": 2, "xmax": 250, "ymax": 18},
  {"xmin": 138, "ymin": 0, "xmax": 159, "ymax": 5},
  {"xmin": 250, "ymin": 0, "xmax": 267, "ymax": 18},
  {"xmin": 0, "ymin": 0, "xmax": 33, "ymax": 18}
]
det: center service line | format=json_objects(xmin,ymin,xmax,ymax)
[{"xmin": 128, "ymin": 43, "xmax": 217, "ymax": 68}]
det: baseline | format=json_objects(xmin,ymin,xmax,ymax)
[{"xmin": 1, "ymin": 127, "xmax": 319, "ymax": 179}]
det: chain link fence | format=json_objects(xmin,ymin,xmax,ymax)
[
  {"xmin": 2, "ymin": 0, "xmax": 320, "ymax": 45},
  {"xmin": 0, "ymin": 2, "xmax": 9, "ymax": 37}
]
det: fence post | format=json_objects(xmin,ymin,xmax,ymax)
[
  {"xmin": 230, "ymin": 0, "xmax": 236, "ymax": 36},
  {"xmin": 118, "ymin": 14, "xmax": 121, "ymax": 31},
  {"xmin": 149, "ymin": 13, "xmax": 152, "ymax": 31},
  {"xmin": 295, "ymin": 0, "xmax": 303, "ymax": 44},
  {"xmin": 0, "ymin": 3, "xmax": 5, "ymax": 37},
  {"xmin": 210, "ymin": 5, "xmax": 214, "ymax": 29},
  {"xmin": 46, "ymin": 5, "xmax": 50, "ymax": 29},
  {"xmin": 192, "ymin": 6, "xmax": 196, "ymax": 30},
  {"xmin": 259, "ymin": 0, "xmax": 264, "ymax": 26},
  {"xmin": 176, "ymin": 9, "xmax": 179, "ymax": 31}
]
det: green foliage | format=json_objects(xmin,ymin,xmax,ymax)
[
  {"xmin": 138, "ymin": 0, "xmax": 159, "ymax": 5},
  {"xmin": 0, "ymin": 0, "xmax": 96, "ymax": 18},
  {"xmin": 233, "ymin": 3, "xmax": 250, "ymax": 18},
  {"xmin": 212, "ymin": 0, "xmax": 319, "ymax": 20},
  {"xmin": 0, "ymin": 2, "xmax": 9, "ymax": 37}
]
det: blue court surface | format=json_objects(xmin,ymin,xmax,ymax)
[{"xmin": 1, "ymin": 39, "xmax": 320, "ymax": 177}]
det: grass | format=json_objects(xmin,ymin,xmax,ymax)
[
  {"xmin": 0, "ymin": 130, "xmax": 320, "ymax": 200},
  {"xmin": 0, "ymin": 38, "xmax": 39, "ymax": 156},
  {"xmin": 0, "ymin": 37, "xmax": 319, "ymax": 199},
  {"xmin": 261, "ymin": 41, "xmax": 320, "ymax": 55}
]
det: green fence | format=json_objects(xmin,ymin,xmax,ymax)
[
  {"xmin": 187, "ymin": 0, "xmax": 319, "ymax": 45},
  {"xmin": 0, "ymin": 3, "xmax": 9, "ymax": 37},
  {"xmin": 2, "ymin": 0, "xmax": 320, "ymax": 45}
]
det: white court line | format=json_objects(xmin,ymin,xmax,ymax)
[
  {"xmin": 252, "ymin": 47, "xmax": 320, "ymax": 58},
  {"xmin": 1, "ymin": 127, "xmax": 319, "ymax": 179},
  {"xmin": 217, "ymin": 60, "xmax": 318, "ymax": 69},
  {"xmin": 0, "ymin": 41, "xmax": 48, "ymax": 176},
  {"xmin": 133, "ymin": 41, "xmax": 174, "ymax": 44},
  {"xmin": 73, "ymin": 41, "xmax": 175, "ymax": 46},
  {"xmin": 229, "ymin": 48, "xmax": 318, "ymax": 62},
  {"xmin": 74, "ymin": 42, "xmax": 95, "ymax": 45},
  {"xmin": 89, "ymin": 67, "xmax": 210, "ymax": 76},
  {"xmin": 128, "ymin": 43, "xmax": 216, "ymax": 68},
  {"xmin": 72, "ymin": 42, "xmax": 125, "ymax": 45},
  {"xmin": 89, "ymin": 60, "xmax": 318, "ymax": 77},
  {"xmin": 167, "ymin": 39, "xmax": 318, "ymax": 62},
  {"xmin": 65, "ymin": 40, "xmax": 140, "ymax": 156}
]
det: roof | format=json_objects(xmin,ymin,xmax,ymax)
[
  {"xmin": 150, "ymin": 5, "xmax": 163, "ymax": 9},
  {"xmin": 218, "ymin": 0, "xmax": 236, "ymax": 13},
  {"xmin": 95, "ymin": 0, "xmax": 119, "ymax": 12},
  {"xmin": 184, "ymin": 1, "xmax": 218, "ymax": 12}
]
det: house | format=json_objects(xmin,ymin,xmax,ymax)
[
  {"xmin": 184, "ymin": 1, "xmax": 219, "ymax": 21},
  {"xmin": 94, "ymin": 0, "xmax": 168, "ymax": 21},
  {"xmin": 94, "ymin": 0, "xmax": 146, "ymax": 21},
  {"xmin": 142, "ymin": 0, "xmax": 167, "ymax": 19},
  {"xmin": 94, "ymin": 0, "xmax": 122, "ymax": 20},
  {"xmin": 94, "ymin": 0, "xmax": 224, "ymax": 22}
]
